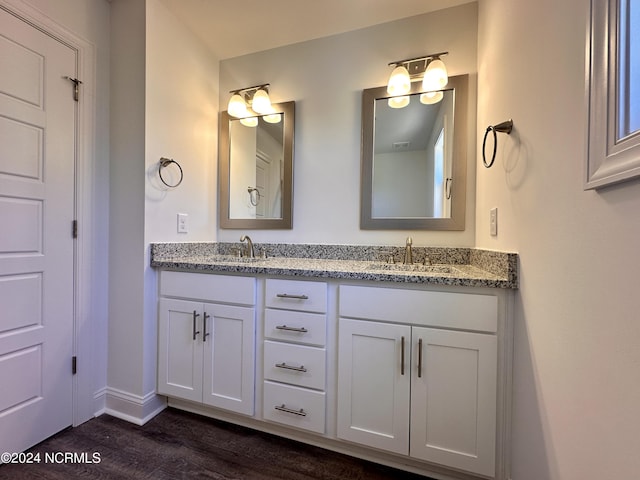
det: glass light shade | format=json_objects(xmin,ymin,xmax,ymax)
[
  {"xmin": 227, "ymin": 93, "xmax": 248, "ymax": 118},
  {"xmin": 251, "ymin": 89, "xmax": 272, "ymax": 114},
  {"xmin": 263, "ymin": 113, "xmax": 282, "ymax": 124},
  {"xmin": 420, "ymin": 91, "xmax": 444, "ymax": 104},
  {"xmin": 240, "ymin": 117, "xmax": 258, "ymax": 127},
  {"xmin": 388, "ymin": 95, "xmax": 410, "ymax": 109},
  {"xmin": 387, "ymin": 66, "xmax": 411, "ymax": 96},
  {"xmin": 422, "ymin": 58, "xmax": 448, "ymax": 91}
]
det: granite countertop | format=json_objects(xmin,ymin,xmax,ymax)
[{"xmin": 150, "ymin": 243, "xmax": 518, "ymax": 289}]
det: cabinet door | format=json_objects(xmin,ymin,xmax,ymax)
[
  {"xmin": 410, "ymin": 327, "xmax": 497, "ymax": 477},
  {"xmin": 157, "ymin": 298, "xmax": 204, "ymax": 402},
  {"xmin": 337, "ymin": 318, "xmax": 411, "ymax": 455},
  {"xmin": 202, "ymin": 303, "xmax": 255, "ymax": 415}
]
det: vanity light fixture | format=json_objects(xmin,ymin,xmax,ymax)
[
  {"xmin": 386, "ymin": 52, "xmax": 449, "ymax": 107},
  {"xmin": 226, "ymin": 84, "xmax": 282, "ymax": 126}
]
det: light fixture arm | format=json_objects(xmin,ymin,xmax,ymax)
[
  {"xmin": 388, "ymin": 52, "xmax": 448, "ymax": 79},
  {"xmin": 388, "ymin": 51, "xmax": 448, "ymax": 68},
  {"xmin": 229, "ymin": 83, "xmax": 270, "ymax": 99}
]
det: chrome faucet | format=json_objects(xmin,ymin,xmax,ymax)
[
  {"xmin": 239, "ymin": 235, "xmax": 255, "ymax": 258},
  {"xmin": 403, "ymin": 236, "xmax": 413, "ymax": 265}
]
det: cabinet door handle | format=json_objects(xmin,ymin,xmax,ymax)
[
  {"xmin": 275, "ymin": 325, "xmax": 308, "ymax": 333},
  {"xmin": 401, "ymin": 336, "xmax": 405, "ymax": 375},
  {"xmin": 275, "ymin": 362, "xmax": 307, "ymax": 373},
  {"xmin": 276, "ymin": 293, "xmax": 309, "ymax": 300},
  {"xmin": 203, "ymin": 312, "xmax": 210, "ymax": 342},
  {"xmin": 274, "ymin": 404, "xmax": 307, "ymax": 417},
  {"xmin": 192, "ymin": 310, "xmax": 201, "ymax": 340},
  {"xmin": 418, "ymin": 338, "xmax": 423, "ymax": 378}
]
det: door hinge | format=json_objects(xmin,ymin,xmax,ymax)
[
  {"xmin": 72, "ymin": 356, "xmax": 77, "ymax": 375},
  {"xmin": 72, "ymin": 220, "xmax": 78, "ymax": 238},
  {"xmin": 64, "ymin": 76, "xmax": 82, "ymax": 102}
]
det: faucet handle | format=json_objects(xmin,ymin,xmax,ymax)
[{"xmin": 406, "ymin": 236, "xmax": 413, "ymax": 246}]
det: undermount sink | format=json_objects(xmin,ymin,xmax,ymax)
[
  {"xmin": 207, "ymin": 255, "xmax": 267, "ymax": 263},
  {"xmin": 367, "ymin": 262, "xmax": 456, "ymax": 274}
]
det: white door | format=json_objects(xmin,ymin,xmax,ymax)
[
  {"xmin": 157, "ymin": 298, "xmax": 204, "ymax": 403},
  {"xmin": 0, "ymin": 7, "xmax": 76, "ymax": 454},
  {"xmin": 337, "ymin": 318, "xmax": 411, "ymax": 455},
  {"xmin": 410, "ymin": 327, "xmax": 497, "ymax": 477},
  {"xmin": 202, "ymin": 303, "xmax": 255, "ymax": 415}
]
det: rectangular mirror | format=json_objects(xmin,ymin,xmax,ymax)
[
  {"xmin": 361, "ymin": 74, "xmax": 468, "ymax": 230},
  {"xmin": 219, "ymin": 101, "xmax": 294, "ymax": 229}
]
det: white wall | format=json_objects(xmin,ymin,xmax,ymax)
[
  {"xmin": 478, "ymin": 1, "xmax": 640, "ymax": 479},
  {"xmin": 107, "ymin": 0, "xmax": 219, "ymax": 419},
  {"xmin": 109, "ymin": 0, "xmax": 147, "ymax": 404},
  {"xmin": 145, "ymin": 0, "xmax": 218, "ymax": 243},
  {"xmin": 144, "ymin": 0, "xmax": 218, "ymax": 398},
  {"xmin": 219, "ymin": 3, "xmax": 478, "ymax": 246}
]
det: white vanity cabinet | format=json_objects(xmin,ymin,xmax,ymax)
[
  {"xmin": 157, "ymin": 271, "xmax": 256, "ymax": 416},
  {"xmin": 337, "ymin": 284, "xmax": 500, "ymax": 478},
  {"xmin": 262, "ymin": 278, "xmax": 328, "ymax": 434}
]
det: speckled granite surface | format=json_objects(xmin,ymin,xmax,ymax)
[{"xmin": 150, "ymin": 242, "xmax": 518, "ymax": 289}]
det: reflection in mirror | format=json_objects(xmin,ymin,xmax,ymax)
[
  {"xmin": 229, "ymin": 116, "xmax": 284, "ymax": 219},
  {"xmin": 372, "ymin": 89, "xmax": 454, "ymax": 219},
  {"xmin": 220, "ymin": 101, "xmax": 294, "ymax": 229},
  {"xmin": 361, "ymin": 74, "xmax": 468, "ymax": 230}
]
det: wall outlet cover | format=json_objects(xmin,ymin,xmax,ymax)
[
  {"xmin": 177, "ymin": 213, "xmax": 188, "ymax": 233},
  {"xmin": 490, "ymin": 207, "xmax": 498, "ymax": 236}
]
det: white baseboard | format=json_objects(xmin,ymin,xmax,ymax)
[
  {"xmin": 103, "ymin": 387, "xmax": 167, "ymax": 425},
  {"xmin": 93, "ymin": 387, "xmax": 107, "ymax": 417}
]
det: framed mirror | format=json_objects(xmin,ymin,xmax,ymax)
[
  {"xmin": 360, "ymin": 74, "xmax": 468, "ymax": 230},
  {"xmin": 219, "ymin": 101, "xmax": 294, "ymax": 229}
]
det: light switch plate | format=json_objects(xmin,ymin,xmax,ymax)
[
  {"xmin": 177, "ymin": 213, "xmax": 188, "ymax": 233},
  {"xmin": 490, "ymin": 207, "xmax": 498, "ymax": 236}
]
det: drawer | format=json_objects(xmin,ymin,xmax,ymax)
[
  {"xmin": 264, "ymin": 341, "xmax": 325, "ymax": 390},
  {"xmin": 264, "ymin": 309, "xmax": 327, "ymax": 347},
  {"xmin": 265, "ymin": 279, "xmax": 327, "ymax": 313},
  {"xmin": 160, "ymin": 271, "xmax": 255, "ymax": 305},
  {"xmin": 339, "ymin": 285, "xmax": 498, "ymax": 333},
  {"xmin": 263, "ymin": 381, "xmax": 326, "ymax": 434}
]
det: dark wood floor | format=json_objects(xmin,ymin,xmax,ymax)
[{"xmin": 0, "ymin": 408, "xmax": 433, "ymax": 479}]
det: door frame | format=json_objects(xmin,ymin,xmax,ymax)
[{"xmin": 1, "ymin": 0, "xmax": 98, "ymax": 426}]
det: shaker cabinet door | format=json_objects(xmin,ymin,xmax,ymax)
[
  {"xmin": 410, "ymin": 327, "xmax": 497, "ymax": 477},
  {"xmin": 202, "ymin": 303, "xmax": 256, "ymax": 416},
  {"xmin": 337, "ymin": 318, "xmax": 411, "ymax": 455},
  {"xmin": 157, "ymin": 298, "xmax": 204, "ymax": 403}
]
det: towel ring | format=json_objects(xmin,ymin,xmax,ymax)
[
  {"xmin": 482, "ymin": 119, "xmax": 513, "ymax": 168},
  {"xmin": 159, "ymin": 157, "xmax": 183, "ymax": 188}
]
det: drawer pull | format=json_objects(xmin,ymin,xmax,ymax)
[
  {"xmin": 401, "ymin": 336, "xmax": 405, "ymax": 375},
  {"xmin": 276, "ymin": 293, "xmax": 309, "ymax": 300},
  {"xmin": 275, "ymin": 324, "xmax": 308, "ymax": 333},
  {"xmin": 275, "ymin": 362, "xmax": 307, "ymax": 373},
  {"xmin": 274, "ymin": 404, "xmax": 307, "ymax": 417},
  {"xmin": 192, "ymin": 310, "xmax": 201, "ymax": 340}
]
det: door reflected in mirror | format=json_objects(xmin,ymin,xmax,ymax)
[
  {"xmin": 361, "ymin": 74, "xmax": 468, "ymax": 230},
  {"xmin": 372, "ymin": 89, "xmax": 454, "ymax": 219},
  {"xmin": 220, "ymin": 101, "xmax": 294, "ymax": 229},
  {"xmin": 229, "ymin": 116, "xmax": 284, "ymax": 219}
]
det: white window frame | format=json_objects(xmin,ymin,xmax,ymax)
[{"xmin": 586, "ymin": 0, "xmax": 640, "ymax": 189}]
